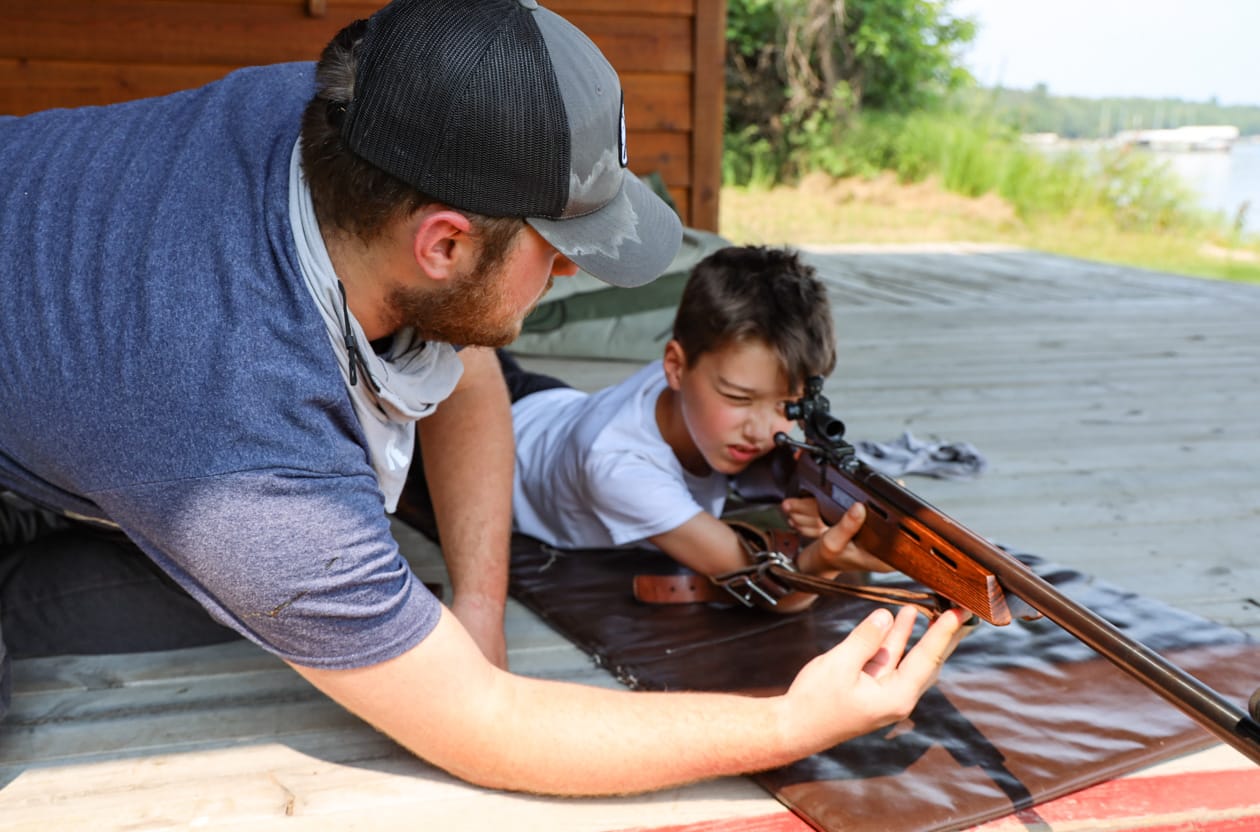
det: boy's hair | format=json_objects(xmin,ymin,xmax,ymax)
[
  {"xmin": 298, "ymin": 18, "xmax": 523, "ymax": 266},
  {"xmin": 672, "ymin": 246, "xmax": 836, "ymax": 389}
]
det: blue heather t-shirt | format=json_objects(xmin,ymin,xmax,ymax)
[{"xmin": 0, "ymin": 64, "xmax": 441, "ymax": 668}]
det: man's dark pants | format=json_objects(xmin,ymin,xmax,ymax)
[{"xmin": 0, "ymin": 509, "xmax": 240, "ymax": 718}]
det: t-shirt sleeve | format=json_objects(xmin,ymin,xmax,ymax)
[
  {"xmin": 581, "ymin": 452, "xmax": 706, "ymax": 546},
  {"xmin": 90, "ymin": 467, "xmax": 440, "ymax": 670}
]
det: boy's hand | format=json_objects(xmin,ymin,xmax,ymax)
[
  {"xmin": 800, "ymin": 502, "xmax": 894, "ymax": 575},
  {"xmin": 780, "ymin": 496, "xmax": 829, "ymax": 538}
]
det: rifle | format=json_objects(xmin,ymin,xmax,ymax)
[{"xmin": 757, "ymin": 376, "xmax": 1260, "ymax": 765}]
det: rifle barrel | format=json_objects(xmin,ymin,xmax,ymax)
[{"xmin": 972, "ymin": 547, "xmax": 1260, "ymax": 765}]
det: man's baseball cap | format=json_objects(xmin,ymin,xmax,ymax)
[{"xmin": 340, "ymin": 0, "xmax": 683, "ymax": 288}]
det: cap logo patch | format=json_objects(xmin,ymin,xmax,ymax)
[{"xmin": 618, "ymin": 94, "xmax": 628, "ymax": 168}]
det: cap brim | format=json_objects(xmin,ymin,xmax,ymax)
[{"xmin": 526, "ymin": 173, "xmax": 683, "ymax": 288}]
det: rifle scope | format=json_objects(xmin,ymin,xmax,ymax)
[{"xmin": 784, "ymin": 376, "xmax": 847, "ymax": 448}]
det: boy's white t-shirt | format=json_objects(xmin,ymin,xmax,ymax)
[{"xmin": 512, "ymin": 360, "xmax": 729, "ymax": 549}]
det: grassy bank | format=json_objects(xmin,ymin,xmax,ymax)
[
  {"xmin": 720, "ymin": 111, "xmax": 1260, "ymax": 284},
  {"xmin": 719, "ymin": 174, "xmax": 1260, "ymax": 284}
]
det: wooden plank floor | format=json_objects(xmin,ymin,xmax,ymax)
[{"xmin": 2, "ymin": 244, "xmax": 1257, "ymax": 830}]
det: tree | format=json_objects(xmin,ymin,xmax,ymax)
[{"xmin": 725, "ymin": 0, "xmax": 976, "ymax": 181}]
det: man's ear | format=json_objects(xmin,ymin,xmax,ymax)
[
  {"xmin": 412, "ymin": 209, "xmax": 475, "ymax": 282},
  {"xmin": 662, "ymin": 339, "xmax": 687, "ymax": 391}
]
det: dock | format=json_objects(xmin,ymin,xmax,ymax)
[{"xmin": 2, "ymin": 244, "xmax": 1257, "ymax": 830}]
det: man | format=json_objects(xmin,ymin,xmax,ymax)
[{"xmin": 0, "ymin": 0, "xmax": 968, "ymax": 795}]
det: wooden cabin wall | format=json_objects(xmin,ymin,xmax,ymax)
[{"xmin": 0, "ymin": 0, "xmax": 725, "ymax": 230}]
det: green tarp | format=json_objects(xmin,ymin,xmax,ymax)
[{"xmin": 513, "ymin": 226, "xmax": 730, "ymax": 361}]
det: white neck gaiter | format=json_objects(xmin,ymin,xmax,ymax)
[{"xmin": 288, "ymin": 143, "xmax": 464, "ymax": 512}]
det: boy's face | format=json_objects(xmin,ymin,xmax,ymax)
[{"xmin": 663, "ymin": 338, "xmax": 800, "ymax": 476}]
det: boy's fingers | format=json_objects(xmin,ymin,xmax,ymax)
[
  {"xmin": 820, "ymin": 502, "xmax": 865, "ymax": 550},
  {"xmin": 811, "ymin": 503, "xmax": 876, "ymax": 570}
]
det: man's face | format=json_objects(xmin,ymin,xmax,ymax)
[{"xmin": 389, "ymin": 226, "xmax": 578, "ymax": 347}]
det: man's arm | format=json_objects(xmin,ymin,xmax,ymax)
[
  {"xmin": 292, "ymin": 602, "xmax": 968, "ymax": 795},
  {"xmin": 417, "ymin": 346, "xmax": 512, "ymax": 668}
]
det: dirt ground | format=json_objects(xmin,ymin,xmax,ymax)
[{"xmin": 719, "ymin": 172, "xmax": 1022, "ymax": 246}]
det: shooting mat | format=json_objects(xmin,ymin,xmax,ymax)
[{"xmin": 506, "ymin": 536, "xmax": 1260, "ymax": 832}]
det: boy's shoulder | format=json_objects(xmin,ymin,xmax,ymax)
[
  {"xmin": 513, "ymin": 360, "xmax": 664, "ymax": 455},
  {"xmin": 581, "ymin": 361, "xmax": 677, "ymax": 468}
]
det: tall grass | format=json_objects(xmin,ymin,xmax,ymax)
[
  {"xmin": 722, "ymin": 109, "xmax": 1260, "ymax": 283},
  {"xmin": 724, "ymin": 109, "xmax": 1217, "ymax": 235}
]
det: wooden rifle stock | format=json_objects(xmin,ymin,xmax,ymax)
[{"xmin": 770, "ymin": 377, "xmax": 1260, "ymax": 765}]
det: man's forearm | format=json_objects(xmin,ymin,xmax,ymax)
[
  {"xmin": 416, "ymin": 347, "xmax": 513, "ymax": 665},
  {"xmin": 295, "ymin": 605, "xmax": 968, "ymax": 796}
]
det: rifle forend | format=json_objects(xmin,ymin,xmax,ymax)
[
  {"xmin": 777, "ymin": 376, "xmax": 1013, "ymax": 625},
  {"xmin": 774, "ymin": 376, "xmax": 1260, "ymax": 765}
]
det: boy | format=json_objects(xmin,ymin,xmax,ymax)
[{"xmin": 506, "ymin": 246, "xmax": 890, "ymax": 609}]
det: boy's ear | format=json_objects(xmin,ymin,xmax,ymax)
[
  {"xmin": 411, "ymin": 209, "xmax": 475, "ymax": 282},
  {"xmin": 662, "ymin": 339, "xmax": 686, "ymax": 390}
]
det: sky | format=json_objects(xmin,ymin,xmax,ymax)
[{"xmin": 949, "ymin": 0, "xmax": 1260, "ymax": 107}]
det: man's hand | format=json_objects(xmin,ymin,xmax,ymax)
[
  {"xmin": 777, "ymin": 606, "xmax": 969, "ymax": 751},
  {"xmin": 780, "ymin": 495, "xmax": 828, "ymax": 538}
]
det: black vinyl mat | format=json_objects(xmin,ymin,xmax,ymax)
[{"xmin": 508, "ymin": 536, "xmax": 1260, "ymax": 832}]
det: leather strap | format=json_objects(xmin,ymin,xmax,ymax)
[
  {"xmin": 634, "ymin": 568, "xmax": 947, "ymax": 619},
  {"xmin": 632, "ymin": 573, "xmax": 728, "ymax": 604},
  {"xmin": 632, "ymin": 521, "xmax": 949, "ymax": 619},
  {"xmin": 726, "ymin": 520, "xmax": 801, "ymax": 560}
]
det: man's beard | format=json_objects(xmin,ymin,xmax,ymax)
[{"xmin": 385, "ymin": 260, "xmax": 552, "ymax": 348}]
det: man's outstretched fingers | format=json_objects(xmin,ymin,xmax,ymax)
[
  {"xmin": 896, "ymin": 608, "xmax": 969, "ymax": 687},
  {"xmin": 861, "ymin": 605, "xmax": 920, "ymax": 677},
  {"xmin": 827, "ymin": 605, "xmax": 895, "ymax": 671}
]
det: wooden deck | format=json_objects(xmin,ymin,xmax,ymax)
[{"xmin": 3, "ymin": 244, "xmax": 1258, "ymax": 830}]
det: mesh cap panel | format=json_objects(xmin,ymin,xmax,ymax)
[{"xmin": 342, "ymin": 0, "xmax": 569, "ymax": 217}]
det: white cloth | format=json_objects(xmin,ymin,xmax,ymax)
[
  {"xmin": 287, "ymin": 143, "xmax": 463, "ymax": 511},
  {"xmin": 854, "ymin": 430, "xmax": 988, "ymax": 480},
  {"xmin": 512, "ymin": 360, "xmax": 728, "ymax": 549}
]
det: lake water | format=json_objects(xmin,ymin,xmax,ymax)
[{"xmin": 1158, "ymin": 141, "xmax": 1260, "ymax": 233}]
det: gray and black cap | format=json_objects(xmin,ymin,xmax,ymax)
[{"xmin": 340, "ymin": 0, "xmax": 683, "ymax": 288}]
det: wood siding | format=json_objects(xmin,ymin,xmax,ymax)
[{"xmin": 0, "ymin": 0, "xmax": 724, "ymax": 230}]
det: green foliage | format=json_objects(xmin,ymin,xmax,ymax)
[
  {"xmin": 724, "ymin": 0, "xmax": 977, "ymax": 184},
  {"xmin": 726, "ymin": 0, "xmax": 781, "ymax": 59},
  {"xmin": 846, "ymin": 0, "xmax": 976, "ymax": 112},
  {"xmin": 722, "ymin": 125, "xmax": 783, "ymax": 190}
]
